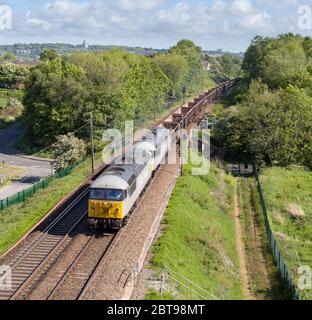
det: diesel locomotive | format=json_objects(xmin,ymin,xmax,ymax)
[{"xmin": 88, "ymin": 128, "xmax": 172, "ymax": 230}]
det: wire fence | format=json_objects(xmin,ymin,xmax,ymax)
[
  {"xmin": 253, "ymin": 164, "xmax": 301, "ymax": 300},
  {"xmin": 0, "ymin": 159, "xmax": 85, "ymax": 211},
  {"xmin": 157, "ymin": 266, "xmax": 219, "ymax": 300}
]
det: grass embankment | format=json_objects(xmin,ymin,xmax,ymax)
[
  {"xmin": 259, "ymin": 167, "xmax": 312, "ymax": 300},
  {"xmin": 238, "ymin": 178, "xmax": 290, "ymax": 300},
  {"xmin": 0, "ymin": 156, "xmax": 99, "ymax": 255},
  {"xmin": 146, "ymin": 161, "xmax": 243, "ymax": 300}
]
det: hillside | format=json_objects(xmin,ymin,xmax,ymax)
[{"xmin": 146, "ymin": 160, "xmax": 243, "ymax": 300}]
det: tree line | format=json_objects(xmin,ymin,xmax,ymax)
[
  {"xmin": 213, "ymin": 34, "xmax": 312, "ymax": 169},
  {"xmin": 22, "ymin": 40, "xmax": 219, "ymax": 149}
]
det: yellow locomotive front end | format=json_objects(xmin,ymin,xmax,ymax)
[{"xmin": 88, "ymin": 188, "xmax": 126, "ymax": 230}]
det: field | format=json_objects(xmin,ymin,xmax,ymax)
[
  {"xmin": 0, "ymin": 156, "xmax": 99, "ymax": 255},
  {"xmin": 146, "ymin": 160, "xmax": 243, "ymax": 300},
  {"xmin": 259, "ymin": 167, "xmax": 312, "ymax": 299}
]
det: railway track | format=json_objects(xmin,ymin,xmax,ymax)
[
  {"xmin": 0, "ymin": 189, "xmax": 89, "ymax": 300},
  {"xmin": 46, "ymin": 232, "xmax": 116, "ymax": 300},
  {"xmin": 0, "ymin": 80, "xmax": 237, "ymax": 300}
]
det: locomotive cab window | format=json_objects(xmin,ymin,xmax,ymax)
[{"xmin": 90, "ymin": 189, "xmax": 125, "ymax": 201}]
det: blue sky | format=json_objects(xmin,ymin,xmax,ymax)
[{"xmin": 0, "ymin": 0, "xmax": 311, "ymax": 51}]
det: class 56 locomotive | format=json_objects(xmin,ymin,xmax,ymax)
[{"xmin": 88, "ymin": 128, "xmax": 172, "ymax": 231}]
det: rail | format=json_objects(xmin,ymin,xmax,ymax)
[
  {"xmin": 0, "ymin": 79, "xmax": 238, "ymax": 300},
  {"xmin": 0, "ymin": 188, "xmax": 89, "ymax": 300}
]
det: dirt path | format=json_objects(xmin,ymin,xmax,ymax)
[
  {"xmin": 236, "ymin": 178, "xmax": 286, "ymax": 300},
  {"xmin": 248, "ymin": 184, "xmax": 271, "ymax": 289},
  {"xmin": 233, "ymin": 180, "xmax": 254, "ymax": 300}
]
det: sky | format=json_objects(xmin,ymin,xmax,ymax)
[{"xmin": 0, "ymin": 0, "xmax": 312, "ymax": 51}]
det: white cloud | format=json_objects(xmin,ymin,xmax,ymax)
[
  {"xmin": 231, "ymin": 0, "xmax": 253, "ymax": 14},
  {"xmin": 117, "ymin": 0, "xmax": 165, "ymax": 11},
  {"xmin": 26, "ymin": 18, "xmax": 51, "ymax": 31},
  {"xmin": 238, "ymin": 12, "xmax": 271, "ymax": 30},
  {"xmin": 5, "ymin": 0, "xmax": 306, "ymax": 51}
]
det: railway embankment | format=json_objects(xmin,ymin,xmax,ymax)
[{"xmin": 141, "ymin": 160, "xmax": 243, "ymax": 300}]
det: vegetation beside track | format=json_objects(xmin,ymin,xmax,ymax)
[
  {"xmin": 259, "ymin": 167, "xmax": 312, "ymax": 300},
  {"xmin": 0, "ymin": 80, "xmax": 219, "ymax": 257},
  {"xmin": 146, "ymin": 160, "xmax": 243, "ymax": 300},
  {"xmin": 0, "ymin": 156, "xmax": 100, "ymax": 255},
  {"xmin": 238, "ymin": 178, "xmax": 290, "ymax": 299}
]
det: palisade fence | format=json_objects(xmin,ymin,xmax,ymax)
[
  {"xmin": 0, "ymin": 158, "xmax": 85, "ymax": 211},
  {"xmin": 253, "ymin": 164, "xmax": 301, "ymax": 300}
]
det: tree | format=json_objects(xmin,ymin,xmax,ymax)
[
  {"xmin": 3, "ymin": 52, "xmax": 16, "ymax": 61},
  {"xmin": 154, "ymin": 52, "xmax": 188, "ymax": 97},
  {"xmin": 39, "ymin": 49, "xmax": 59, "ymax": 62},
  {"xmin": 242, "ymin": 34, "xmax": 312, "ymax": 89},
  {"xmin": 169, "ymin": 39, "xmax": 202, "ymax": 91},
  {"xmin": 23, "ymin": 57, "xmax": 88, "ymax": 146},
  {"xmin": 53, "ymin": 133, "xmax": 86, "ymax": 171},
  {"xmin": 0, "ymin": 63, "xmax": 29, "ymax": 86},
  {"xmin": 217, "ymin": 54, "xmax": 242, "ymax": 79},
  {"xmin": 213, "ymin": 80, "xmax": 312, "ymax": 167}
]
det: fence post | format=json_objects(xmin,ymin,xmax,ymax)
[{"xmin": 160, "ymin": 273, "xmax": 165, "ymax": 295}]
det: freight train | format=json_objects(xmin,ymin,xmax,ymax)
[
  {"xmin": 88, "ymin": 128, "xmax": 172, "ymax": 230},
  {"xmin": 88, "ymin": 80, "xmax": 237, "ymax": 230}
]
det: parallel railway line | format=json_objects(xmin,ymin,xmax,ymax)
[
  {"xmin": 47, "ymin": 233, "xmax": 116, "ymax": 300},
  {"xmin": 0, "ymin": 189, "xmax": 89, "ymax": 300}
]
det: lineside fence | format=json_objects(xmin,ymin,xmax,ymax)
[
  {"xmin": 156, "ymin": 266, "xmax": 219, "ymax": 300},
  {"xmin": 253, "ymin": 164, "xmax": 300, "ymax": 300},
  {"xmin": 0, "ymin": 159, "xmax": 85, "ymax": 211}
]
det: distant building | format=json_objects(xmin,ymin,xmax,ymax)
[{"xmin": 82, "ymin": 40, "xmax": 89, "ymax": 50}]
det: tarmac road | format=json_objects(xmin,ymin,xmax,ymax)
[{"xmin": 0, "ymin": 122, "xmax": 53, "ymax": 200}]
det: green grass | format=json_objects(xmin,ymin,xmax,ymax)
[
  {"xmin": 0, "ymin": 156, "xmax": 98, "ymax": 255},
  {"xmin": 238, "ymin": 178, "xmax": 290, "ymax": 300},
  {"xmin": 146, "ymin": 160, "xmax": 243, "ymax": 300},
  {"xmin": 259, "ymin": 167, "xmax": 312, "ymax": 300}
]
